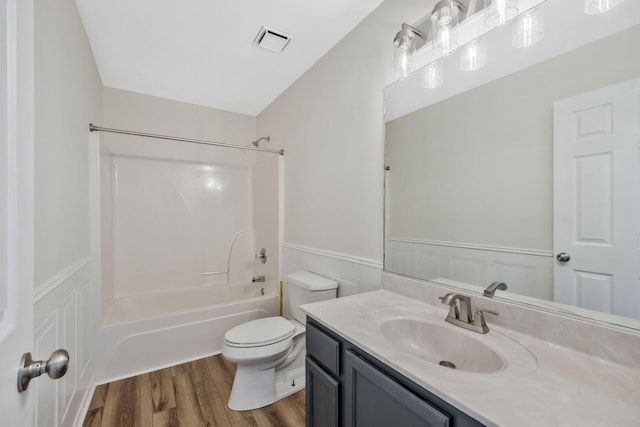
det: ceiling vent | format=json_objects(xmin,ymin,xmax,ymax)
[{"xmin": 254, "ymin": 26, "xmax": 292, "ymax": 53}]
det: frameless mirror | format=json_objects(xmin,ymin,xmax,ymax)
[{"xmin": 384, "ymin": 0, "xmax": 640, "ymax": 330}]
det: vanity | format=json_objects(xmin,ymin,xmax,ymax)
[
  {"xmin": 305, "ymin": 316, "xmax": 483, "ymax": 426},
  {"xmin": 301, "ymin": 274, "xmax": 640, "ymax": 426}
]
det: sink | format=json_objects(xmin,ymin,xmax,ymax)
[{"xmin": 379, "ymin": 318, "xmax": 504, "ymax": 373}]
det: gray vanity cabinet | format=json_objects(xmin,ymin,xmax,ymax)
[
  {"xmin": 345, "ymin": 350, "xmax": 451, "ymax": 426},
  {"xmin": 306, "ymin": 356, "xmax": 340, "ymax": 426},
  {"xmin": 305, "ymin": 318, "xmax": 485, "ymax": 427},
  {"xmin": 306, "ymin": 318, "xmax": 341, "ymax": 427}
]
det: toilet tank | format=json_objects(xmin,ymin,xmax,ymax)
[{"xmin": 287, "ymin": 271, "xmax": 338, "ymax": 323}]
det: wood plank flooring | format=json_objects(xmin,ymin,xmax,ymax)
[{"xmin": 82, "ymin": 355, "xmax": 306, "ymax": 427}]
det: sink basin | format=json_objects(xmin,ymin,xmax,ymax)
[{"xmin": 379, "ymin": 318, "xmax": 504, "ymax": 373}]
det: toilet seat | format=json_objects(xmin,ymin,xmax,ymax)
[{"xmin": 224, "ymin": 316, "xmax": 296, "ymax": 348}]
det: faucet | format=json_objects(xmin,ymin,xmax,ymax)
[
  {"xmin": 439, "ymin": 293, "xmax": 498, "ymax": 334},
  {"xmin": 439, "ymin": 293, "xmax": 473, "ymax": 323},
  {"xmin": 483, "ymin": 281, "xmax": 507, "ymax": 298}
]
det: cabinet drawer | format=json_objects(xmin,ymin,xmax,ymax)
[{"xmin": 306, "ymin": 321, "xmax": 341, "ymax": 376}]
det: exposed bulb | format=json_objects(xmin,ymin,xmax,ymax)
[
  {"xmin": 484, "ymin": 0, "xmax": 518, "ymax": 27},
  {"xmin": 432, "ymin": 0, "xmax": 460, "ymax": 56},
  {"xmin": 584, "ymin": 0, "xmax": 624, "ymax": 14},
  {"xmin": 512, "ymin": 6, "xmax": 544, "ymax": 48},
  {"xmin": 460, "ymin": 38, "xmax": 487, "ymax": 71},
  {"xmin": 421, "ymin": 60, "xmax": 444, "ymax": 89}
]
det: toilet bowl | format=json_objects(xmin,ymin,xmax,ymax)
[{"xmin": 221, "ymin": 271, "xmax": 337, "ymax": 411}]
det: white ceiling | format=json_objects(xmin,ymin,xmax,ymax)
[{"xmin": 74, "ymin": 0, "xmax": 384, "ymax": 117}]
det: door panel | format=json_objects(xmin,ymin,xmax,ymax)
[
  {"xmin": 574, "ymin": 153, "xmax": 612, "ymax": 244},
  {"xmin": 0, "ymin": 0, "xmax": 34, "ymax": 424},
  {"xmin": 306, "ymin": 356, "xmax": 339, "ymax": 427},
  {"xmin": 554, "ymin": 78, "xmax": 640, "ymax": 319},
  {"xmin": 345, "ymin": 351, "xmax": 450, "ymax": 427}
]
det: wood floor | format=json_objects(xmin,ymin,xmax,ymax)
[{"xmin": 82, "ymin": 355, "xmax": 306, "ymax": 427}]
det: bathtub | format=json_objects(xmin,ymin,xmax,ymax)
[{"xmin": 97, "ymin": 281, "xmax": 279, "ymax": 383}]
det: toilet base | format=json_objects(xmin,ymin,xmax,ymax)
[
  {"xmin": 227, "ymin": 350, "xmax": 306, "ymax": 411},
  {"xmin": 275, "ymin": 366, "xmax": 305, "ymax": 401}
]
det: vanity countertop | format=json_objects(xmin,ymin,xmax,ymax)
[{"xmin": 301, "ymin": 289, "xmax": 640, "ymax": 426}]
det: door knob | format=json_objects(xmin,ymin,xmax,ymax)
[
  {"xmin": 17, "ymin": 349, "xmax": 69, "ymax": 393},
  {"xmin": 257, "ymin": 248, "xmax": 267, "ymax": 264},
  {"xmin": 556, "ymin": 252, "xmax": 571, "ymax": 262}
]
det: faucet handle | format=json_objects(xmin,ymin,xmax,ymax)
[
  {"xmin": 476, "ymin": 309, "xmax": 499, "ymax": 317},
  {"xmin": 473, "ymin": 309, "xmax": 498, "ymax": 333}
]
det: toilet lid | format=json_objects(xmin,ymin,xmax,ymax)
[{"xmin": 224, "ymin": 317, "xmax": 295, "ymax": 347}]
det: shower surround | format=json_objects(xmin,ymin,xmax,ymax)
[{"xmin": 96, "ymin": 131, "xmax": 278, "ymax": 381}]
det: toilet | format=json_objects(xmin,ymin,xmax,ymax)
[{"xmin": 221, "ymin": 270, "xmax": 338, "ymax": 411}]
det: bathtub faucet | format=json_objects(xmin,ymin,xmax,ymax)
[{"xmin": 252, "ymin": 275, "xmax": 266, "ymax": 283}]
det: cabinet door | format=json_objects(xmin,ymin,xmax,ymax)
[
  {"xmin": 306, "ymin": 356, "xmax": 340, "ymax": 427},
  {"xmin": 345, "ymin": 351, "xmax": 451, "ymax": 427}
]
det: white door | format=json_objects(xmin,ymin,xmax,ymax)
[
  {"xmin": 0, "ymin": 0, "xmax": 35, "ymax": 424},
  {"xmin": 553, "ymin": 78, "xmax": 640, "ymax": 319}
]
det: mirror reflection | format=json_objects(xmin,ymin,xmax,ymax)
[{"xmin": 384, "ymin": 0, "xmax": 640, "ymax": 328}]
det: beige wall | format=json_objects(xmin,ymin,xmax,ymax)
[
  {"xmin": 33, "ymin": 0, "xmax": 103, "ymax": 423},
  {"xmin": 385, "ymin": 25, "xmax": 640, "ymax": 251},
  {"xmin": 100, "ymin": 88, "xmax": 280, "ymax": 287},
  {"xmin": 257, "ymin": 0, "xmax": 424, "ymax": 263},
  {"xmin": 34, "ymin": 0, "xmax": 103, "ymax": 287},
  {"xmin": 102, "ymin": 87, "xmax": 256, "ymax": 147}
]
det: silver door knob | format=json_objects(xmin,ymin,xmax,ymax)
[
  {"xmin": 17, "ymin": 349, "xmax": 69, "ymax": 393},
  {"xmin": 257, "ymin": 248, "xmax": 267, "ymax": 264},
  {"xmin": 556, "ymin": 252, "xmax": 571, "ymax": 262}
]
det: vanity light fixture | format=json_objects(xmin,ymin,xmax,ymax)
[
  {"xmin": 431, "ymin": 1, "xmax": 465, "ymax": 56},
  {"xmin": 584, "ymin": 0, "xmax": 624, "ymax": 14},
  {"xmin": 421, "ymin": 59, "xmax": 444, "ymax": 89},
  {"xmin": 394, "ymin": 0, "xmax": 550, "ymax": 88},
  {"xmin": 394, "ymin": 23, "xmax": 426, "ymax": 79},
  {"xmin": 484, "ymin": 0, "xmax": 518, "ymax": 27},
  {"xmin": 460, "ymin": 37, "xmax": 487, "ymax": 71},
  {"xmin": 512, "ymin": 4, "xmax": 544, "ymax": 48}
]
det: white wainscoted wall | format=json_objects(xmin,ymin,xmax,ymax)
[
  {"xmin": 33, "ymin": 0, "xmax": 102, "ymax": 425},
  {"xmin": 282, "ymin": 244, "xmax": 382, "ymax": 318},
  {"xmin": 385, "ymin": 238, "xmax": 553, "ymax": 300},
  {"xmin": 33, "ymin": 259, "xmax": 94, "ymax": 427}
]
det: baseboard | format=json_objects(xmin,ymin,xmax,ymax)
[{"xmin": 73, "ymin": 375, "xmax": 96, "ymax": 427}]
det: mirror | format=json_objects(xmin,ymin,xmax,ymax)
[{"xmin": 384, "ymin": 0, "xmax": 640, "ymax": 330}]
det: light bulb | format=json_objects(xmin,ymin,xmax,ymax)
[
  {"xmin": 394, "ymin": 43, "xmax": 415, "ymax": 79},
  {"xmin": 432, "ymin": 1, "xmax": 460, "ymax": 56},
  {"xmin": 584, "ymin": 0, "xmax": 624, "ymax": 14},
  {"xmin": 484, "ymin": 0, "xmax": 518, "ymax": 28},
  {"xmin": 421, "ymin": 60, "xmax": 444, "ymax": 89},
  {"xmin": 512, "ymin": 6, "xmax": 544, "ymax": 48},
  {"xmin": 460, "ymin": 38, "xmax": 487, "ymax": 71}
]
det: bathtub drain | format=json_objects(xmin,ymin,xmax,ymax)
[{"xmin": 438, "ymin": 360, "xmax": 456, "ymax": 369}]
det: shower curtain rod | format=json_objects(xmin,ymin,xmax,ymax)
[{"xmin": 88, "ymin": 123, "xmax": 285, "ymax": 156}]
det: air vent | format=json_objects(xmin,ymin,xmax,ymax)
[{"xmin": 254, "ymin": 26, "xmax": 292, "ymax": 53}]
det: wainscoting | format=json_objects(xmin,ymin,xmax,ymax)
[
  {"xmin": 283, "ymin": 243, "xmax": 381, "ymax": 298},
  {"xmin": 385, "ymin": 238, "xmax": 554, "ymax": 300},
  {"xmin": 33, "ymin": 257, "xmax": 95, "ymax": 427},
  {"xmin": 281, "ymin": 242, "xmax": 383, "ymax": 320}
]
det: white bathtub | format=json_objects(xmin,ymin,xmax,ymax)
[{"xmin": 97, "ymin": 281, "xmax": 279, "ymax": 383}]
